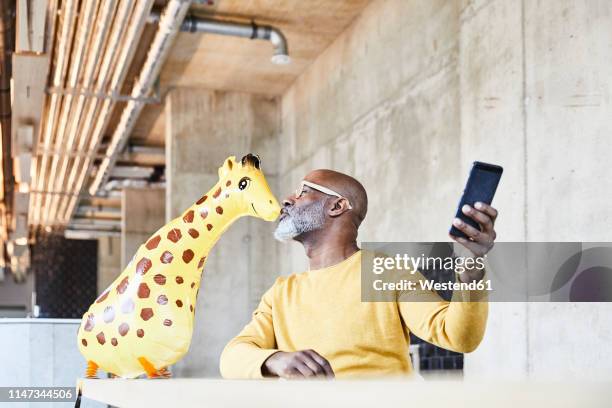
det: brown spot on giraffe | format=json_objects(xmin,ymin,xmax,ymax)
[
  {"xmin": 183, "ymin": 210, "xmax": 194, "ymax": 223},
  {"xmin": 188, "ymin": 228, "xmax": 199, "ymax": 238},
  {"xmin": 136, "ymin": 258, "xmax": 152, "ymax": 275},
  {"xmin": 138, "ymin": 283, "xmax": 150, "ymax": 298},
  {"xmin": 140, "ymin": 308, "xmax": 154, "ymax": 321},
  {"xmin": 111, "ymin": 338, "xmax": 118, "ymax": 347},
  {"xmin": 163, "ymin": 319, "xmax": 173, "ymax": 327},
  {"xmin": 182, "ymin": 249, "xmax": 194, "ymax": 264},
  {"xmin": 154, "ymin": 274, "xmax": 166, "ymax": 285},
  {"xmin": 212, "ymin": 187, "xmax": 221, "ymax": 198},
  {"xmin": 167, "ymin": 228, "xmax": 182, "ymax": 243},
  {"xmin": 226, "ymin": 180, "xmax": 231, "ymax": 187},
  {"xmin": 118, "ymin": 323, "xmax": 130, "ymax": 336},
  {"xmin": 137, "ymin": 329, "xmax": 145, "ymax": 338},
  {"xmin": 116, "ymin": 277, "xmax": 129, "ymax": 294},
  {"xmin": 103, "ymin": 306, "xmax": 115, "ymax": 323},
  {"xmin": 157, "ymin": 294, "xmax": 168, "ymax": 305},
  {"xmin": 160, "ymin": 251, "xmax": 173, "ymax": 264},
  {"xmin": 81, "ymin": 338, "xmax": 88, "ymax": 346},
  {"xmin": 121, "ymin": 298, "xmax": 135, "ymax": 314},
  {"xmin": 96, "ymin": 290, "xmax": 109, "ymax": 303},
  {"xmin": 84, "ymin": 313, "xmax": 95, "ymax": 331},
  {"xmin": 206, "ymin": 224, "xmax": 213, "ymax": 231},
  {"xmin": 176, "ymin": 300, "xmax": 183, "ymax": 307},
  {"xmin": 191, "ymin": 282, "xmax": 196, "ymax": 289},
  {"xmin": 196, "ymin": 195, "xmax": 207, "ymax": 205},
  {"xmin": 190, "ymin": 305, "xmax": 193, "ymax": 312},
  {"xmin": 176, "ymin": 276, "xmax": 184, "ymax": 284},
  {"xmin": 146, "ymin": 235, "xmax": 161, "ymax": 250},
  {"xmin": 216, "ymin": 206, "xmax": 223, "ymax": 215},
  {"xmin": 198, "ymin": 257, "xmax": 206, "ymax": 269},
  {"xmin": 96, "ymin": 332, "xmax": 106, "ymax": 345},
  {"xmin": 199, "ymin": 208, "xmax": 208, "ymax": 220}
]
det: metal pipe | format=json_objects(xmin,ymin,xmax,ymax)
[
  {"xmin": 43, "ymin": 0, "xmax": 97, "ymax": 227},
  {"xmin": 149, "ymin": 11, "xmax": 291, "ymax": 65},
  {"xmin": 87, "ymin": 0, "xmax": 191, "ymax": 198},
  {"xmin": 49, "ymin": 0, "xmax": 133, "ymax": 227},
  {"xmin": 46, "ymin": 85, "xmax": 161, "ymax": 104},
  {"xmin": 31, "ymin": 0, "xmax": 78, "ymax": 227},
  {"xmin": 57, "ymin": 0, "xmax": 154, "ymax": 224}
]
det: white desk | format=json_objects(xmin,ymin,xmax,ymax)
[{"xmin": 77, "ymin": 378, "xmax": 610, "ymax": 408}]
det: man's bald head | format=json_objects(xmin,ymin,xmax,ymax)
[{"xmin": 304, "ymin": 169, "xmax": 368, "ymax": 227}]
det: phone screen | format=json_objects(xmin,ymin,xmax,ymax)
[{"xmin": 449, "ymin": 162, "xmax": 503, "ymax": 239}]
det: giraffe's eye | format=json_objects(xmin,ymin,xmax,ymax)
[{"xmin": 238, "ymin": 177, "xmax": 251, "ymax": 191}]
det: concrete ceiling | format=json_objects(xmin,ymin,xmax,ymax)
[{"xmin": 131, "ymin": 0, "xmax": 372, "ymax": 146}]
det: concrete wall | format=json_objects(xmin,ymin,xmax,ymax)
[
  {"xmin": 276, "ymin": 0, "xmax": 612, "ymax": 380},
  {"xmin": 165, "ymin": 88, "xmax": 281, "ymax": 377},
  {"xmin": 121, "ymin": 188, "xmax": 166, "ymax": 268}
]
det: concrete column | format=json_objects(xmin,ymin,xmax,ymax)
[
  {"xmin": 97, "ymin": 236, "xmax": 121, "ymax": 292},
  {"xmin": 165, "ymin": 88, "xmax": 280, "ymax": 377},
  {"xmin": 121, "ymin": 187, "xmax": 165, "ymax": 268}
]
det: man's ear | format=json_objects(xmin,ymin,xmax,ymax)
[
  {"xmin": 328, "ymin": 197, "xmax": 349, "ymax": 218},
  {"xmin": 218, "ymin": 156, "xmax": 236, "ymax": 179}
]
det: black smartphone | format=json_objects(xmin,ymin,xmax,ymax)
[{"xmin": 449, "ymin": 161, "xmax": 503, "ymax": 239}]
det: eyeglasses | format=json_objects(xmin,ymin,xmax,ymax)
[{"xmin": 295, "ymin": 180, "xmax": 352, "ymax": 210}]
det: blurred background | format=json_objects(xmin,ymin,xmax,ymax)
[{"xmin": 0, "ymin": 0, "xmax": 610, "ymax": 396}]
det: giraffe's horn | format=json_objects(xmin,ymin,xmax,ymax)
[{"xmin": 241, "ymin": 154, "xmax": 261, "ymax": 169}]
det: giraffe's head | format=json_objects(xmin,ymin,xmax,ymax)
[{"xmin": 216, "ymin": 154, "xmax": 281, "ymax": 222}]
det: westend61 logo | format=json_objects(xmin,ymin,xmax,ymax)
[{"xmin": 361, "ymin": 242, "xmax": 612, "ymax": 302}]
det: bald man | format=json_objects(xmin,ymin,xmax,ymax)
[{"xmin": 219, "ymin": 170, "xmax": 496, "ymax": 379}]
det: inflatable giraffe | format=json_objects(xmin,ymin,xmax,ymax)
[{"xmin": 77, "ymin": 154, "xmax": 280, "ymax": 378}]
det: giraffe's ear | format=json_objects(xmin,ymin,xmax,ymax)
[{"xmin": 218, "ymin": 156, "xmax": 236, "ymax": 179}]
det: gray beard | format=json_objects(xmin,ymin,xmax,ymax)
[{"xmin": 274, "ymin": 200, "xmax": 325, "ymax": 242}]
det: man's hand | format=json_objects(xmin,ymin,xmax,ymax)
[
  {"xmin": 449, "ymin": 202, "xmax": 498, "ymax": 283},
  {"xmin": 262, "ymin": 350, "xmax": 334, "ymax": 379}
]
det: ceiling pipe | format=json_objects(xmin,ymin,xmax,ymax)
[
  {"xmin": 56, "ymin": 0, "xmax": 155, "ymax": 225},
  {"xmin": 149, "ymin": 11, "xmax": 291, "ymax": 65},
  {"xmin": 86, "ymin": 0, "xmax": 191, "ymax": 198},
  {"xmin": 45, "ymin": 0, "xmax": 118, "ymax": 227},
  {"xmin": 31, "ymin": 0, "xmax": 78, "ymax": 227},
  {"xmin": 42, "ymin": 0, "xmax": 97, "ymax": 227},
  {"xmin": 49, "ymin": 0, "xmax": 138, "ymax": 228}
]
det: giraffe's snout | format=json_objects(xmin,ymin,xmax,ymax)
[{"xmin": 252, "ymin": 196, "xmax": 281, "ymax": 222}]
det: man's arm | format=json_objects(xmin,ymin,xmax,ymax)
[
  {"xmin": 398, "ymin": 270, "xmax": 488, "ymax": 353},
  {"xmin": 220, "ymin": 278, "xmax": 335, "ymax": 379},
  {"xmin": 398, "ymin": 202, "xmax": 497, "ymax": 353},
  {"xmin": 219, "ymin": 284, "xmax": 279, "ymax": 379}
]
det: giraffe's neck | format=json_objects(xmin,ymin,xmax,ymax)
[{"xmin": 174, "ymin": 179, "xmax": 245, "ymax": 266}]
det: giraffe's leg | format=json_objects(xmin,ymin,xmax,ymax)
[
  {"xmin": 137, "ymin": 357, "xmax": 159, "ymax": 379},
  {"xmin": 85, "ymin": 361, "xmax": 98, "ymax": 379},
  {"xmin": 157, "ymin": 367, "xmax": 171, "ymax": 378}
]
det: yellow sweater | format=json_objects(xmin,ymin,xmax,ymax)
[{"xmin": 219, "ymin": 250, "xmax": 488, "ymax": 379}]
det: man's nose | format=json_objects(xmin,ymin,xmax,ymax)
[{"xmin": 282, "ymin": 196, "xmax": 295, "ymax": 207}]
